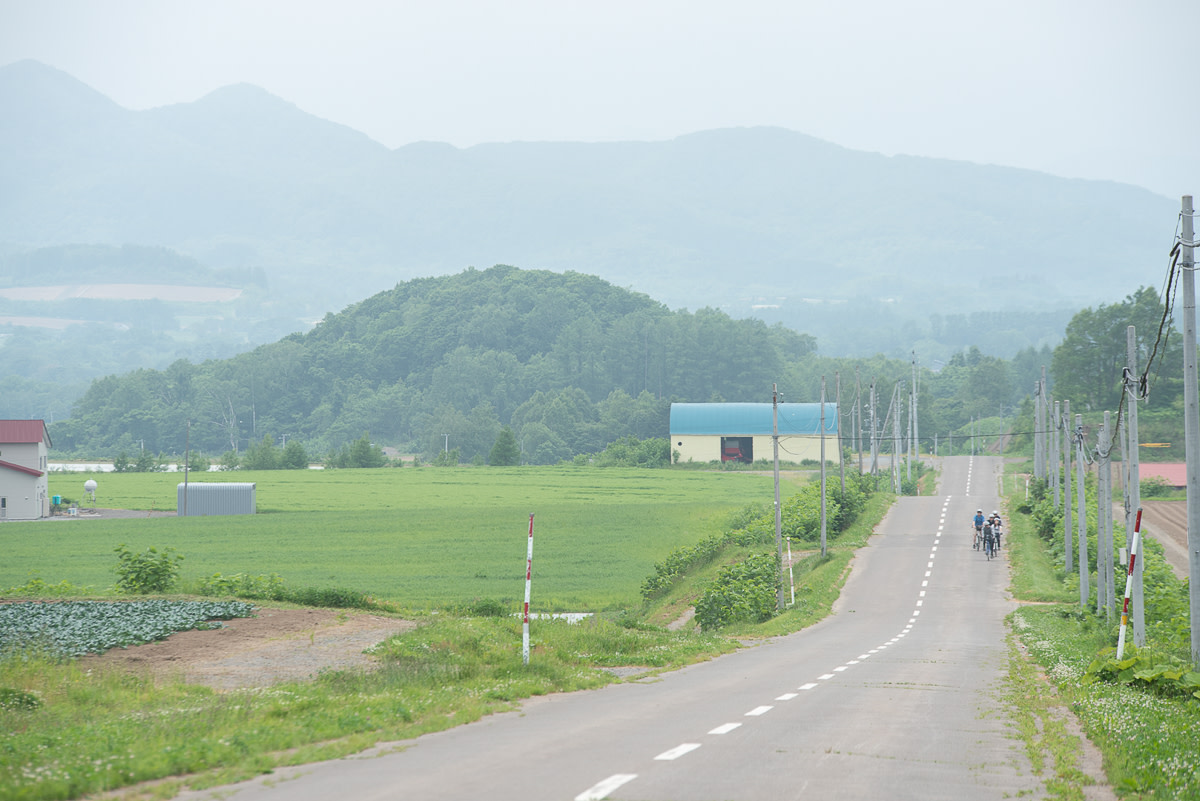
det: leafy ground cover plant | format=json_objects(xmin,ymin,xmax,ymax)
[{"xmin": 0, "ymin": 600, "xmax": 254, "ymax": 657}]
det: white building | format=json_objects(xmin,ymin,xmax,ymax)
[{"xmin": 0, "ymin": 420, "xmax": 52, "ymax": 520}]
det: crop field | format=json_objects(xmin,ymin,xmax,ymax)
[{"xmin": 3, "ymin": 468, "xmax": 794, "ymax": 610}]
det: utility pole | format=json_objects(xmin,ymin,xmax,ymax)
[
  {"xmin": 892, "ymin": 384, "xmax": 902, "ymax": 494},
  {"xmin": 773, "ymin": 384, "xmax": 784, "ymax": 611},
  {"xmin": 820, "ymin": 376, "xmax": 828, "ymax": 558},
  {"xmin": 1063, "ymin": 399, "xmax": 1073, "ymax": 573},
  {"xmin": 870, "ymin": 382, "xmax": 879, "ymax": 477},
  {"xmin": 906, "ymin": 388, "xmax": 913, "ymax": 483},
  {"xmin": 1041, "ymin": 367, "xmax": 1049, "ymax": 480},
  {"xmin": 907, "ymin": 350, "xmax": 916, "ymax": 470},
  {"xmin": 1052, "ymin": 400, "xmax": 1061, "ymax": 508},
  {"xmin": 1126, "ymin": 325, "xmax": 1145, "ymax": 645},
  {"xmin": 1076, "ymin": 413, "xmax": 1088, "ymax": 608},
  {"xmin": 1034, "ymin": 379, "xmax": 1044, "ymax": 481},
  {"xmin": 855, "ymin": 368, "xmax": 863, "ymax": 475},
  {"xmin": 836, "ymin": 372, "xmax": 845, "ymax": 494},
  {"xmin": 1098, "ymin": 411, "xmax": 1113, "ymax": 619},
  {"xmin": 1180, "ymin": 195, "xmax": 1200, "ymax": 663}
]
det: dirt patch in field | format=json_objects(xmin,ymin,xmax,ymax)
[{"xmin": 82, "ymin": 607, "xmax": 416, "ymax": 691}]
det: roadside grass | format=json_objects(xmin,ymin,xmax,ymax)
[
  {"xmin": 1003, "ymin": 466, "xmax": 1200, "ymax": 800},
  {"xmin": 0, "ymin": 615, "xmax": 738, "ymax": 801},
  {"xmin": 1006, "ymin": 490, "xmax": 1074, "ymax": 604}
]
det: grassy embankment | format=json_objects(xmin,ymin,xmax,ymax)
[
  {"xmin": 1, "ymin": 466, "xmax": 891, "ymax": 801},
  {"xmin": 1002, "ymin": 463, "xmax": 1200, "ymax": 800}
]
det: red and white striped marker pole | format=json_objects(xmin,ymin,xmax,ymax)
[
  {"xmin": 522, "ymin": 513, "xmax": 535, "ymax": 666},
  {"xmin": 1116, "ymin": 507, "xmax": 1143, "ymax": 660}
]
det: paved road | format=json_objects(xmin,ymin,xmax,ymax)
[{"xmin": 177, "ymin": 455, "xmax": 1043, "ymax": 800}]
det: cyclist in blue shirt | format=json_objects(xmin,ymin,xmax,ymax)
[{"xmin": 973, "ymin": 509, "xmax": 985, "ymax": 549}]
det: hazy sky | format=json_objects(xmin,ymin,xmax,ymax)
[{"xmin": 3, "ymin": 0, "xmax": 1197, "ymax": 199}]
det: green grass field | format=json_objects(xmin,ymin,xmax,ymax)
[{"xmin": 3, "ymin": 468, "xmax": 795, "ymax": 610}]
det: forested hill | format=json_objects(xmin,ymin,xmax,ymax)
[{"xmin": 53, "ymin": 266, "xmax": 816, "ymax": 462}]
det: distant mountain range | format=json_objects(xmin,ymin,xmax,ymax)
[{"xmin": 0, "ymin": 58, "xmax": 1178, "ymax": 364}]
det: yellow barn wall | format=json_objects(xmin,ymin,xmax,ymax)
[{"xmin": 671, "ymin": 435, "xmax": 840, "ymax": 464}]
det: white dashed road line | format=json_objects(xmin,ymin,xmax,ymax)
[
  {"xmin": 576, "ymin": 774, "xmax": 638, "ymax": 801},
  {"xmin": 573, "ymin": 492, "xmax": 959, "ymax": 799},
  {"xmin": 655, "ymin": 743, "xmax": 701, "ymax": 761}
]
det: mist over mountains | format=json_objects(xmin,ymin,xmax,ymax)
[{"xmin": 0, "ymin": 58, "xmax": 1177, "ymax": 373}]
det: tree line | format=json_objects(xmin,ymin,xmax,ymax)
[{"xmin": 49, "ymin": 265, "xmax": 1174, "ymax": 465}]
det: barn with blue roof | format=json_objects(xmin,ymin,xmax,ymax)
[{"xmin": 669, "ymin": 403, "xmax": 838, "ymax": 465}]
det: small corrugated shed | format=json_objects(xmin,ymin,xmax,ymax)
[
  {"xmin": 177, "ymin": 482, "xmax": 256, "ymax": 516},
  {"xmin": 670, "ymin": 403, "xmax": 837, "ymax": 435}
]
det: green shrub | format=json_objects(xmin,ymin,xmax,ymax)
[
  {"xmin": 113, "ymin": 544, "xmax": 183, "ymax": 594},
  {"xmin": 196, "ymin": 572, "xmax": 287, "ymax": 601},
  {"xmin": 694, "ymin": 551, "xmax": 781, "ymax": 630},
  {"xmin": 1, "ymin": 576, "xmax": 90, "ymax": 597},
  {"xmin": 641, "ymin": 534, "xmax": 725, "ymax": 599},
  {"xmin": 284, "ymin": 586, "xmax": 373, "ymax": 609},
  {"xmin": 1139, "ymin": 476, "xmax": 1174, "ymax": 498},
  {"xmin": 466, "ymin": 598, "xmax": 508, "ymax": 617}
]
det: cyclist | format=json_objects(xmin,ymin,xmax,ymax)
[
  {"xmin": 982, "ymin": 520, "xmax": 996, "ymax": 559},
  {"xmin": 990, "ymin": 511, "xmax": 1003, "ymax": 551},
  {"xmin": 973, "ymin": 509, "xmax": 985, "ymax": 550}
]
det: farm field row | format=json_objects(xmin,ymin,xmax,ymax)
[{"xmin": 5, "ymin": 468, "xmax": 797, "ymax": 610}]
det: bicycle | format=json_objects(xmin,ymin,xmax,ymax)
[
  {"xmin": 984, "ymin": 531, "xmax": 995, "ymax": 560},
  {"xmin": 973, "ymin": 526, "xmax": 983, "ymax": 550}
]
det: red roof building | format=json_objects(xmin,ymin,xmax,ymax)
[
  {"xmin": 0, "ymin": 419, "xmax": 52, "ymax": 520},
  {"xmin": 1138, "ymin": 462, "xmax": 1187, "ymax": 488}
]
